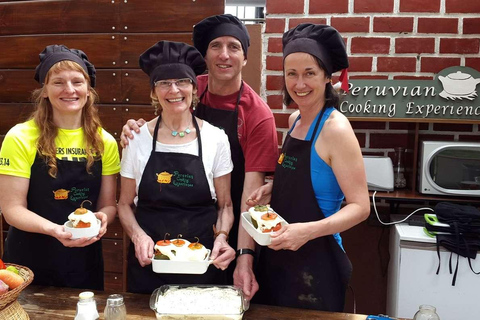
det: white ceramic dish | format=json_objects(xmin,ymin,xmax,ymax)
[
  {"xmin": 63, "ymin": 219, "xmax": 101, "ymax": 239},
  {"xmin": 150, "ymin": 284, "xmax": 248, "ymax": 320},
  {"xmin": 151, "ymin": 250, "xmax": 212, "ymax": 274},
  {"xmin": 240, "ymin": 211, "xmax": 288, "ymax": 246}
]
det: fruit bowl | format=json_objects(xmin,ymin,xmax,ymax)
[{"xmin": 0, "ymin": 263, "xmax": 34, "ymax": 320}]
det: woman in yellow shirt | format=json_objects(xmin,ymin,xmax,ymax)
[{"xmin": 0, "ymin": 45, "xmax": 120, "ymax": 290}]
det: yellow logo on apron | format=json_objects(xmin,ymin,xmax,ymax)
[
  {"xmin": 53, "ymin": 189, "xmax": 70, "ymax": 200},
  {"xmin": 278, "ymin": 153, "xmax": 285, "ymax": 165},
  {"xmin": 156, "ymin": 171, "xmax": 173, "ymax": 184}
]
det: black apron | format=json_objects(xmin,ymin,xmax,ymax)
[
  {"xmin": 3, "ymin": 155, "xmax": 104, "ymax": 290},
  {"xmin": 194, "ymin": 84, "xmax": 245, "ymax": 280},
  {"xmin": 127, "ymin": 114, "xmax": 224, "ymax": 293},
  {"xmin": 254, "ymin": 108, "xmax": 352, "ymax": 311}
]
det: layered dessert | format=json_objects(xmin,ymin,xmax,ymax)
[
  {"xmin": 67, "ymin": 200, "xmax": 97, "ymax": 228},
  {"xmin": 248, "ymin": 205, "xmax": 284, "ymax": 233}
]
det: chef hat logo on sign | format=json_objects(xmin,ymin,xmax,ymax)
[{"xmin": 438, "ymin": 70, "xmax": 480, "ymax": 101}]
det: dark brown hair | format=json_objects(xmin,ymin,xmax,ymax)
[{"xmin": 282, "ymin": 56, "xmax": 340, "ymax": 109}]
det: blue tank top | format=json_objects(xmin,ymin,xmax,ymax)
[{"xmin": 290, "ymin": 107, "xmax": 345, "ymax": 249}]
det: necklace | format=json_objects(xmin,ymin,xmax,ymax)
[{"xmin": 162, "ymin": 120, "xmax": 191, "ymax": 137}]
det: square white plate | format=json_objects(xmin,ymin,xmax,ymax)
[
  {"xmin": 151, "ymin": 250, "xmax": 212, "ymax": 274},
  {"xmin": 240, "ymin": 211, "xmax": 287, "ymax": 246}
]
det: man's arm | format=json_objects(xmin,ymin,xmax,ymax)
[{"xmin": 233, "ymin": 171, "xmax": 265, "ymax": 300}]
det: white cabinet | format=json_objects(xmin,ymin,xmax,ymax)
[{"xmin": 387, "ymin": 224, "xmax": 480, "ymax": 320}]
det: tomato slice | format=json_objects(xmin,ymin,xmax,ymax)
[
  {"xmin": 0, "ymin": 259, "xmax": 5, "ymax": 269},
  {"xmin": 172, "ymin": 239, "xmax": 185, "ymax": 247},
  {"xmin": 261, "ymin": 223, "xmax": 281, "ymax": 233},
  {"xmin": 261, "ymin": 212, "xmax": 278, "ymax": 221},
  {"xmin": 188, "ymin": 242, "xmax": 204, "ymax": 250},
  {"xmin": 272, "ymin": 223, "xmax": 282, "ymax": 232},
  {"xmin": 156, "ymin": 240, "xmax": 171, "ymax": 246},
  {"xmin": 261, "ymin": 227, "xmax": 273, "ymax": 233}
]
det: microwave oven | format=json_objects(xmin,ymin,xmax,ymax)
[{"xmin": 419, "ymin": 141, "xmax": 480, "ymax": 197}]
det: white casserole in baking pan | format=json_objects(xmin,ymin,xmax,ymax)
[{"xmin": 150, "ymin": 285, "xmax": 249, "ymax": 319}]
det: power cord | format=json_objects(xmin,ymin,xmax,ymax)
[{"xmin": 372, "ymin": 191, "xmax": 434, "ymax": 225}]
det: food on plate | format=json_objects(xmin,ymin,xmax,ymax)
[
  {"xmin": 0, "ymin": 279, "xmax": 8, "ymax": 295},
  {"xmin": 0, "ymin": 269, "xmax": 24, "ymax": 289},
  {"xmin": 0, "ymin": 258, "xmax": 5, "ymax": 269},
  {"xmin": 154, "ymin": 235, "xmax": 209, "ymax": 261},
  {"xmin": 67, "ymin": 200, "xmax": 97, "ymax": 228},
  {"xmin": 248, "ymin": 204, "xmax": 284, "ymax": 233},
  {"xmin": 154, "ymin": 286, "xmax": 244, "ymax": 316}
]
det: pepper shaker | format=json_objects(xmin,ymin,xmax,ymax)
[{"xmin": 104, "ymin": 294, "xmax": 127, "ymax": 320}]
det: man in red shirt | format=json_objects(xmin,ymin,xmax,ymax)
[{"xmin": 121, "ymin": 14, "xmax": 278, "ymax": 299}]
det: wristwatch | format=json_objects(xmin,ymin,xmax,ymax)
[{"xmin": 236, "ymin": 248, "xmax": 255, "ymax": 258}]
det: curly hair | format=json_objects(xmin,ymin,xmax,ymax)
[
  {"xmin": 30, "ymin": 60, "xmax": 104, "ymax": 178},
  {"xmin": 282, "ymin": 56, "xmax": 341, "ymax": 109}
]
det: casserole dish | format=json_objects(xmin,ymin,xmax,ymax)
[
  {"xmin": 150, "ymin": 284, "xmax": 249, "ymax": 319},
  {"xmin": 151, "ymin": 250, "xmax": 212, "ymax": 274}
]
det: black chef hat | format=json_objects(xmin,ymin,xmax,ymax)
[
  {"xmin": 139, "ymin": 41, "xmax": 206, "ymax": 88},
  {"xmin": 283, "ymin": 24, "xmax": 348, "ymax": 76},
  {"xmin": 34, "ymin": 44, "xmax": 96, "ymax": 88},
  {"xmin": 193, "ymin": 14, "xmax": 250, "ymax": 58}
]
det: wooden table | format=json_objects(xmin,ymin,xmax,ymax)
[{"xmin": 17, "ymin": 285, "xmax": 388, "ymax": 320}]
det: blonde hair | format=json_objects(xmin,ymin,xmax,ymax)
[
  {"xmin": 150, "ymin": 90, "xmax": 163, "ymax": 114},
  {"xmin": 30, "ymin": 60, "xmax": 104, "ymax": 178}
]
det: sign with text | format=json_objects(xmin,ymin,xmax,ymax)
[{"xmin": 340, "ymin": 66, "xmax": 480, "ymax": 121}]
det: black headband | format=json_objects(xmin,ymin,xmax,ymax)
[
  {"xmin": 193, "ymin": 14, "xmax": 250, "ymax": 58},
  {"xmin": 283, "ymin": 24, "xmax": 348, "ymax": 75},
  {"xmin": 34, "ymin": 45, "xmax": 96, "ymax": 87},
  {"xmin": 139, "ymin": 41, "xmax": 206, "ymax": 88}
]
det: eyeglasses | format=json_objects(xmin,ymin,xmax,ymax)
[{"xmin": 154, "ymin": 78, "xmax": 193, "ymax": 89}]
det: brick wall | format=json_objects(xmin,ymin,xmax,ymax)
[
  {"xmin": 263, "ymin": 0, "xmax": 480, "ymax": 158},
  {"xmin": 262, "ymin": 0, "xmax": 480, "ymax": 314}
]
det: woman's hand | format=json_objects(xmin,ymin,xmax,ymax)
[
  {"xmin": 52, "ymin": 224, "xmax": 98, "ymax": 247},
  {"xmin": 131, "ymin": 232, "xmax": 155, "ymax": 267},
  {"xmin": 268, "ymin": 223, "xmax": 312, "ymax": 251},
  {"xmin": 210, "ymin": 234, "xmax": 235, "ymax": 270},
  {"xmin": 94, "ymin": 211, "xmax": 108, "ymax": 240},
  {"xmin": 233, "ymin": 254, "xmax": 259, "ymax": 301},
  {"xmin": 246, "ymin": 182, "xmax": 273, "ymax": 207},
  {"xmin": 120, "ymin": 118, "xmax": 146, "ymax": 147}
]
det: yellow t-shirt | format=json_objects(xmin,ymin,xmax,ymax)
[{"xmin": 0, "ymin": 119, "xmax": 120, "ymax": 178}]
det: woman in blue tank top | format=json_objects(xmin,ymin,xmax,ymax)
[{"xmin": 234, "ymin": 24, "xmax": 370, "ymax": 311}]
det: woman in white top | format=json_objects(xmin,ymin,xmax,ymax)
[{"xmin": 118, "ymin": 41, "xmax": 235, "ymax": 293}]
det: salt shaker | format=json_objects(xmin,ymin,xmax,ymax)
[
  {"xmin": 413, "ymin": 304, "xmax": 440, "ymax": 320},
  {"xmin": 104, "ymin": 294, "xmax": 127, "ymax": 320},
  {"xmin": 75, "ymin": 291, "xmax": 99, "ymax": 320}
]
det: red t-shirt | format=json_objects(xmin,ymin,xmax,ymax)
[{"xmin": 197, "ymin": 74, "xmax": 278, "ymax": 173}]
